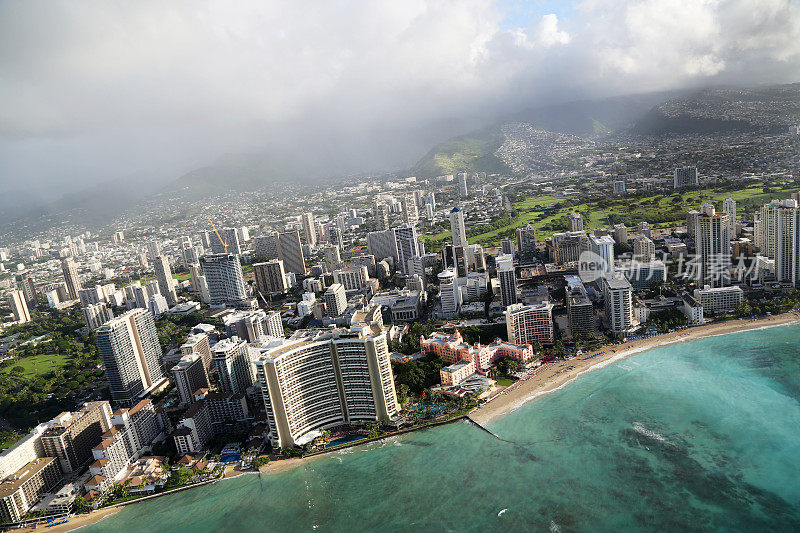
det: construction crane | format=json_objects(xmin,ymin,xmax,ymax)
[{"xmin": 207, "ymin": 218, "xmax": 228, "ymax": 254}]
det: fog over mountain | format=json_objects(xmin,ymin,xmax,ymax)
[{"xmin": 1, "ymin": 0, "xmax": 799, "ymax": 202}]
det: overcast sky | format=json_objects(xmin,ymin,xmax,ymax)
[{"xmin": 1, "ymin": 0, "xmax": 799, "ymax": 199}]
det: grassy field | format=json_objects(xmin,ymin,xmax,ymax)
[
  {"xmin": 436, "ymin": 183, "xmax": 798, "ymax": 248},
  {"xmin": 0, "ymin": 353, "xmax": 71, "ymax": 378},
  {"xmin": 494, "ymin": 375, "xmax": 518, "ymax": 387}
]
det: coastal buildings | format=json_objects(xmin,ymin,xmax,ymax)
[
  {"xmin": 440, "ymin": 360, "xmax": 475, "ymax": 386},
  {"xmin": 0, "ymin": 457, "xmax": 62, "ymax": 523},
  {"xmin": 617, "ymin": 260, "xmax": 667, "ymax": 291},
  {"xmin": 96, "ymin": 309, "xmax": 165, "ymax": 406},
  {"xmin": 693, "ymin": 204, "xmax": 731, "ymax": 288},
  {"xmin": 693, "ymin": 285, "xmax": 744, "ymax": 313},
  {"xmin": 505, "ymin": 302, "xmax": 554, "ymax": 345},
  {"xmin": 772, "ymin": 199, "xmax": 800, "ymax": 285},
  {"xmin": 420, "ymin": 330, "xmax": 534, "ymax": 372},
  {"xmin": 589, "ymin": 234, "xmax": 615, "ymax": 274},
  {"xmin": 565, "ymin": 276, "xmax": 594, "ymax": 337},
  {"xmin": 602, "ymin": 275, "xmax": 636, "ymax": 336},
  {"xmin": 87, "ymin": 399, "xmax": 163, "ymax": 493},
  {"xmin": 252, "ymin": 326, "xmax": 399, "ymax": 449},
  {"xmin": 41, "ymin": 401, "xmax": 113, "ymax": 475}
]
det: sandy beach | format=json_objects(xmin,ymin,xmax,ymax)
[
  {"xmin": 17, "ymin": 507, "xmax": 121, "ymax": 533},
  {"xmin": 469, "ymin": 312, "xmax": 800, "ymax": 425}
]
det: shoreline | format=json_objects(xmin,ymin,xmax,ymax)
[
  {"xmin": 468, "ymin": 312, "xmax": 800, "ymax": 425},
  {"xmin": 42, "ymin": 312, "xmax": 799, "ymax": 533}
]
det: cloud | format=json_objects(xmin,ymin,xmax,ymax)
[{"xmin": 0, "ymin": 0, "xmax": 798, "ymax": 197}]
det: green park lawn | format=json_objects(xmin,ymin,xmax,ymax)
[
  {"xmin": 0, "ymin": 353, "xmax": 71, "ymax": 379},
  {"xmin": 493, "ymin": 375, "xmax": 518, "ymax": 387}
]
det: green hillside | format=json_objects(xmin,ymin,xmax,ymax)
[{"xmin": 410, "ymin": 126, "xmax": 510, "ymax": 177}]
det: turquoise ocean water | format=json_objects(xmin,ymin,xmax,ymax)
[{"xmin": 84, "ymin": 325, "xmax": 800, "ymax": 532}]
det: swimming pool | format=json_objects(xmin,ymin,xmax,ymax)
[{"xmin": 219, "ymin": 454, "xmax": 241, "ymax": 463}]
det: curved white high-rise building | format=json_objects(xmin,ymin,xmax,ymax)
[{"xmin": 252, "ymin": 326, "xmax": 399, "ymax": 449}]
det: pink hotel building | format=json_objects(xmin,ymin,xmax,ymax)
[{"xmin": 420, "ymin": 330, "xmax": 533, "ymax": 373}]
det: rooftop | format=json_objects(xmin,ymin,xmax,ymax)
[{"xmin": 0, "ymin": 457, "xmax": 57, "ymax": 498}]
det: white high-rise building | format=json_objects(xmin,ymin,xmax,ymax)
[
  {"xmin": 7, "ymin": 289, "xmax": 31, "ymax": 323},
  {"xmin": 633, "ymin": 235, "xmax": 656, "ymax": 263},
  {"xmin": 402, "ymin": 193, "xmax": 419, "ymax": 227},
  {"xmin": 252, "ymin": 326, "xmax": 399, "ymax": 449},
  {"xmin": 496, "ymin": 254, "xmax": 517, "ymax": 308},
  {"xmin": 449, "ymin": 206, "xmax": 468, "ymax": 248},
  {"xmin": 568, "ymin": 212, "xmax": 584, "ymax": 232},
  {"xmin": 61, "ymin": 257, "xmax": 82, "ymax": 300},
  {"xmin": 774, "ymin": 199, "xmax": 800, "ymax": 286},
  {"xmin": 212, "ymin": 337, "xmax": 253, "ymax": 395},
  {"xmin": 674, "ymin": 166, "xmax": 699, "ymax": 188},
  {"xmin": 438, "ymin": 268, "xmax": 459, "ymax": 318},
  {"xmin": 96, "ymin": 309, "xmax": 165, "ymax": 405},
  {"xmin": 153, "ymin": 255, "xmax": 178, "ymax": 306},
  {"xmin": 394, "ymin": 225, "xmax": 420, "ymax": 275},
  {"xmin": 603, "ymin": 275, "xmax": 635, "ymax": 337},
  {"xmin": 301, "ymin": 212, "xmax": 317, "ymax": 247},
  {"xmin": 695, "ymin": 204, "xmax": 731, "ymax": 288},
  {"xmin": 324, "ymin": 283, "xmax": 347, "ymax": 317},
  {"xmin": 200, "ymin": 253, "xmax": 248, "ymax": 305},
  {"xmin": 589, "ymin": 234, "xmax": 615, "ymax": 274},
  {"xmin": 505, "ymin": 302, "xmax": 554, "ymax": 345},
  {"xmin": 82, "ymin": 302, "xmax": 113, "ymax": 330},
  {"xmin": 723, "ymin": 198, "xmax": 737, "ymax": 236}
]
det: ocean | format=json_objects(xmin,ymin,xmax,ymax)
[{"xmin": 83, "ymin": 325, "xmax": 800, "ymax": 532}]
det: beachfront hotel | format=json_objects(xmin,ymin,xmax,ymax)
[
  {"xmin": 252, "ymin": 323, "xmax": 399, "ymax": 449},
  {"xmin": 420, "ymin": 330, "xmax": 534, "ymax": 372},
  {"xmin": 505, "ymin": 302, "xmax": 555, "ymax": 346}
]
